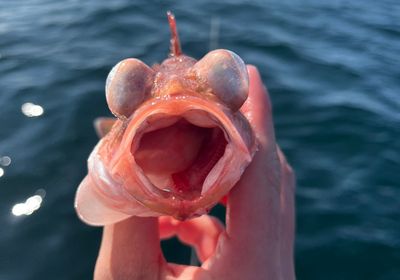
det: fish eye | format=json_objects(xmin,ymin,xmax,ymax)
[
  {"xmin": 106, "ymin": 58, "xmax": 155, "ymax": 118},
  {"xmin": 193, "ymin": 49, "xmax": 249, "ymax": 111}
]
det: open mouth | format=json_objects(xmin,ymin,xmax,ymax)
[{"xmin": 132, "ymin": 110, "xmax": 228, "ymax": 200}]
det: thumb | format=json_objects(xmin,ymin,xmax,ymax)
[{"xmin": 94, "ymin": 217, "xmax": 163, "ymax": 280}]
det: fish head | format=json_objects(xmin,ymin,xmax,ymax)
[{"xmin": 75, "ymin": 13, "xmax": 256, "ymax": 225}]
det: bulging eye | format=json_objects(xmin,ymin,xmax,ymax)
[
  {"xmin": 193, "ymin": 49, "xmax": 249, "ymax": 111},
  {"xmin": 106, "ymin": 58, "xmax": 155, "ymax": 118}
]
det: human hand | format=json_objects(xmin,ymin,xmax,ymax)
[{"xmin": 94, "ymin": 66, "xmax": 295, "ymax": 280}]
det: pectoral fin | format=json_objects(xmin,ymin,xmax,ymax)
[{"xmin": 94, "ymin": 117, "xmax": 116, "ymax": 138}]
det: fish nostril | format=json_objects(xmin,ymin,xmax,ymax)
[
  {"xmin": 192, "ymin": 49, "xmax": 249, "ymax": 111},
  {"xmin": 106, "ymin": 58, "xmax": 155, "ymax": 119}
]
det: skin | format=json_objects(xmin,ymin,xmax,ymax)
[{"xmin": 94, "ymin": 66, "xmax": 296, "ymax": 280}]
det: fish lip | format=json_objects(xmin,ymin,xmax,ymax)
[{"xmin": 110, "ymin": 95, "xmax": 255, "ymax": 218}]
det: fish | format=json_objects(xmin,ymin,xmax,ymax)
[{"xmin": 74, "ymin": 12, "xmax": 256, "ymax": 226}]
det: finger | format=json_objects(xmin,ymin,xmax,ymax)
[
  {"xmin": 207, "ymin": 66, "xmax": 282, "ymax": 279},
  {"xmin": 94, "ymin": 217, "xmax": 163, "ymax": 280},
  {"xmin": 227, "ymin": 65, "xmax": 281, "ymax": 239},
  {"xmin": 159, "ymin": 216, "xmax": 179, "ymax": 239},
  {"xmin": 167, "ymin": 263, "xmax": 209, "ymax": 280},
  {"xmin": 276, "ymin": 145, "xmax": 295, "ymax": 192},
  {"xmin": 240, "ymin": 65, "xmax": 275, "ymax": 153},
  {"xmin": 178, "ymin": 215, "xmax": 224, "ymax": 263},
  {"xmin": 277, "ymin": 146, "xmax": 296, "ymax": 280},
  {"xmin": 158, "ymin": 215, "xmax": 224, "ymax": 263},
  {"xmin": 238, "ymin": 65, "xmax": 281, "ymax": 191}
]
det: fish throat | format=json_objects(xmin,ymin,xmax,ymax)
[{"xmin": 133, "ymin": 112, "xmax": 228, "ymax": 200}]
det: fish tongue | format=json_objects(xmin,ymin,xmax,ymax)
[
  {"xmin": 135, "ymin": 119, "xmax": 207, "ymax": 174},
  {"xmin": 172, "ymin": 128, "xmax": 226, "ymax": 198}
]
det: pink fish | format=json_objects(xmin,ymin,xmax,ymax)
[{"xmin": 75, "ymin": 12, "xmax": 256, "ymax": 225}]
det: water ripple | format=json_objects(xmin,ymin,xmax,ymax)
[{"xmin": 0, "ymin": 1, "xmax": 399, "ymax": 279}]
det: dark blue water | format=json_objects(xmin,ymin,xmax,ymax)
[{"xmin": 1, "ymin": 1, "xmax": 399, "ymax": 279}]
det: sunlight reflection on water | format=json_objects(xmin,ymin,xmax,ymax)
[
  {"xmin": 11, "ymin": 189, "xmax": 46, "ymax": 216},
  {"xmin": 0, "ymin": 156, "xmax": 11, "ymax": 166},
  {"xmin": 21, "ymin": 102, "xmax": 44, "ymax": 117}
]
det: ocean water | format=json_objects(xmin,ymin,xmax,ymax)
[{"xmin": 0, "ymin": 0, "xmax": 399, "ymax": 279}]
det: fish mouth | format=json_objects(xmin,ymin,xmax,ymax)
[
  {"xmin": 117, "ymin": 95, "xmax": 253, "ymax": 217},
  {"xmin": 132, "ymin": 111, "xmax": 228, "ymax": 200}
]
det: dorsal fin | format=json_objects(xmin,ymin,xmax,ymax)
[{"xmin": 167, "ymin": 11, "xmax": 182, "ymax": 57}]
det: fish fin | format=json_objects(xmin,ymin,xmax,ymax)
[
  {"xmin": 167, "ymin": 11, "xmax": 182, "ymax": 56},
  {"xmin": 94, "ymin": 117, "xmax": 116, "ymax": 138},
  {"xmin": 74, "ymin": 175, "xmax": 130, "ymax": 226}
]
